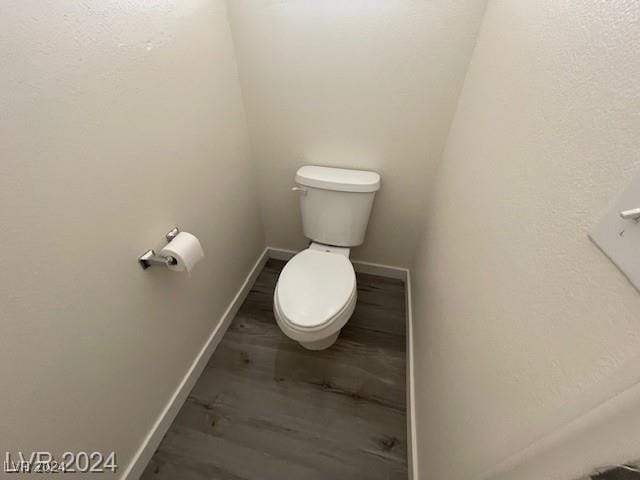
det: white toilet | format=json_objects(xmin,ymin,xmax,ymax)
[{"xmin": 274, "ymin": 165, "xmax": 381, "ymax": 350}]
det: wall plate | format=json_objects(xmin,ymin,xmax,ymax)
[{"xmin": 590, "ymin": 173, "xmax": 640, "ymax": 292}]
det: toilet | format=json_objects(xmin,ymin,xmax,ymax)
[{"xmin": 274, "ymin": 165, "xmax": 381, "ymax": 350}]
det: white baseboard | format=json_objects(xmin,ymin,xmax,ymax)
[
  {"xmin": 405, "ymin": 271, "xmax": 419, "ymax": 480},
  {"xmin": 266, "ymin": 247, "xmax": 297, "ymax": 261},
  {"xmin": 121, "ymin": 247, "xmax": 270, "ymax": 480},
  {"xmin": 266, "ymin": 246, "xmax": 409, "ymax": 281},
  {"xmin": 351, "ymin": 258, "xmax": 408, "ymax": 280}
]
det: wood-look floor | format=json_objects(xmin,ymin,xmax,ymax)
[
  {"xmin": 582, "ymin": 465, "xmax": 640, "ymax": 480},
  {"xmin": 141, "ymin": 259, "xmax": 407, "ymax": 480}
]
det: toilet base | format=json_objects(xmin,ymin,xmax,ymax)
[{"xmin": 298, "ymin": 331, "xmax": 340, "ymax": 350}]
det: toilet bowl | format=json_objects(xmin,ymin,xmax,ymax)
[
  {"xmin": 274, "ymin": 244, "xmax": 357, "ymax": 350},
  {"xmin": 273, "ymin": 165, "xmax": 380, "ymax": 350}
]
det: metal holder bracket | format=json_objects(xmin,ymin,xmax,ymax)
[
  {"xmin": 166, "ymin": 227, "xmax": 180, "ymax": 242},
  {"xmin": 138, "ymin": 227, "xmax": 180, "ymax": 270}
]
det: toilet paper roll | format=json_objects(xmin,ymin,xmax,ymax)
[{"xmin": 159, "ymin": 231, "xmax": 205, "ymax": 274}]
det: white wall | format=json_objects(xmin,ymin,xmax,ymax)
[
  {"xmin": 411, "ymin": 1, "xmax": 640, "ymax": 479},
  {"xmin": 0, "ymin": 0, "xmax": 263, "ymax": 474},
  {"xmin": 226, "ymin": 0, "xmax": 487, "ymax": 267}
]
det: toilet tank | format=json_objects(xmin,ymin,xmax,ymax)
[{"xmin": 294, "ymin": 166, "xmax": 381, "ymax": 247}]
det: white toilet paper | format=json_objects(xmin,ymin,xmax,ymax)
[{"xmin": 159, "ymin": 231, "xmax": 204, "ymax": 274}]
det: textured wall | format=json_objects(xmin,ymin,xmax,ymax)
[
  {"xmin": 226, "ymin": 0, "xmax": 487, "ymax": 267},
  {"xmin": 411, "ymin": 1, "xmax": 640, "ymax": 479},
  {"xmin": 0, "ymin": 0, "xmax": 264, "ymax": 474}
]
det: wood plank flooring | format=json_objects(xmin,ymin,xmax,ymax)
[
  {"xmin": 579, "ymin": 464, "xmax": 640, "ymax": 480},
  {"xmin": 141, "ymin": 259, "xmax": 407, "ymax": 480}
]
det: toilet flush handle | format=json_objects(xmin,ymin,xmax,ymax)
[
  {"xmin": 620, "ymin": 207, "xmax": 640, "ymax": 221},
  {"xmin": 291, "ymin": 186, "xmax": 307, "ymax": 196}
]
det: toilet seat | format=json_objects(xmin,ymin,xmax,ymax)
[
  {"xmin": 275, "ymin": 281, "xmax": 357, "ymax": 327},
  {"xmin": 275, "ymin": 249, "xmax": 356, "ymax": 329},
  {"xmin": 274, "ymin": 248, "xmax": 357, "ymax": 346}
]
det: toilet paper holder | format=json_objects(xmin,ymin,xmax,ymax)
[{"xmin": 138, "ymin": 227, "xmax": 180, "ymax": 270}]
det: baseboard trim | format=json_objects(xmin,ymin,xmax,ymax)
[
  {"xmin": 121, "ymin": 247, "xmax": 270, "ymax": 480},
  {"xmin": 266, "ymin": 247, "xmax": 409, "ymax": 281},
  {"xmin": 266, "ymin": 247, "xmax": 297, "ymax": 261},
  {"xmin": 351, "ymin": 259, "xmax": 408, "ymax": 280},
  {"xmin": 405, "ymin": 271, "xmax": 419, "ymax": 480}
]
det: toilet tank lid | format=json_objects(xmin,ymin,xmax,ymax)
[{"xmin": 295, "ymin": 165, "xmax": 381, "ymax": 193}]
